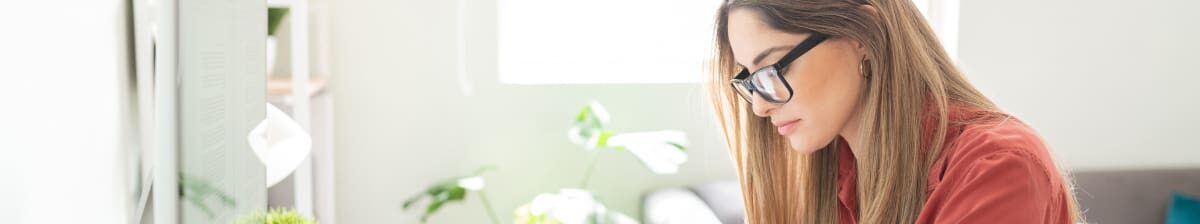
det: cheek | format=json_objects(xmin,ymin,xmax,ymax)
[
  {"xmin": 791, "ymin": 66, "xmax": 862, "ymax": 124},
  {"xmin": 783, "ymin": 58, "xmax": 863, "ymax": 147}
]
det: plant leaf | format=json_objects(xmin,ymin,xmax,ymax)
[
  {"xmin": 403, "ymin": 180, "xmax": 452, "ymax": 210},
  {"xmin": 402, "ymin": 191, "xmax": 424, "ymax": 210},
  {"xmin": 422, "ymin": 186, "xmax": 467, "ymax": 222},
  {"xmin": 594, "ymin": 130, "xmax": 614, "ymax": 149},
  {"xmin": 668, "ymin": 142, "xmax": 686, "ymax": 151},
  {"xmin": 569, "ymin": 101, "xmax": 613, "ymax": 149},
  {"xmin": 267, "ymin": 7, "xmax": 290, "ymax": 36}
]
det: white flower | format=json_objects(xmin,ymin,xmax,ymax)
[
  {"xmin": 567, "ymin": 126, "xmax": 589, "ymax": 146},
  {"xmin": 567, "ymin": 127, "xmax": 608, "ymax": 150},
  {"xmin": 607, "ymin": 211, "xmax": 639, "ymax": 224},
  {"xmin": 456, "ymin": 176, "xmax": 485, "ymax": 191},
  {"xmin": 586, "ymin": 101, "xmax": 611, "ymax": 124},
  {"xmin": 530, "ymin": 189, "xmax": 595, "ymax": 224},
  {"xmin": 606, "ymin": 130, "xmax": 688, "ymax": 174},
  {"xmin": 568, "ymin": 101, "xmax": 614, "ymax": 149},
  {"xmin": 516, "ymin": 189, "xmax": 642, "ymax": 224},
  {"xmin": 519, "ymin": 189, "xmax": 615, "ymax": 224}
]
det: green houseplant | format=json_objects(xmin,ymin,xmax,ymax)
[
  {"xmin": 402, "ymin": 101, "xmax": 688, "ymax": 224},
  {"xmin": 267, "ymin": 7, "xmax": 289, "ymax": 76},
  {"xmin": 237, "ymin": 208, "xmax": 318, "ymax": 224}
]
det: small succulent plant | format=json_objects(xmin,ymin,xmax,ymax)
[{"xmin": 237, "ymin": 208, "xmax": 317, "ymax": 224}]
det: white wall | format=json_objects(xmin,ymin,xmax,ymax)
[
  {"xmin": 0, "ymin": 0, "xmax": 133, "ymax": 223},
  {"xmin": 958, "ymin": 0, "xmax": 1200, "ymax": 171},
  {"xmin": 326, "ymin": 0, "xmax": 735, "ymax": 223}
]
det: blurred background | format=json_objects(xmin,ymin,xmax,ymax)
[{"xmin": 1, "ymin": 0, "xmax": 1197, "ymax": 223}]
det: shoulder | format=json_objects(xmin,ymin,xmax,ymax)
[
  {"xmin": 948, "ymin": 116, "xmax": 1055, "ymax": 170},
  {"xmin": 936, "ymin": 115, "xmax": 1064, "ymax": 192},
  {"xmin": 922, "ymin": 116, "xmax": 1073, "ymax": 224}
]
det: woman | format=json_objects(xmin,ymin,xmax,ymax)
[{"xmin": 706, "ymin": 0, "xmax": 1080, "ymax": 223}]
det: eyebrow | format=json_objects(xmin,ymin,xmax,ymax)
[{"xmin": 743, "ymin": 46, "xmax": 792, "ymax": 69}]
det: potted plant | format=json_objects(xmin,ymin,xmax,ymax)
[
  {"xmin": 402, "ymin": 101, "xmax": 688, "ymax": 224},
  {"xmin": 237, "ymin": 208, "xmax": 318, "ymax": 224},
  {"xmin": 267, "ymin": 7, "xmax": 289, "ymax": 76}
]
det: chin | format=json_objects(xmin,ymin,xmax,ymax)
[{"xmin": 785, "ymin": 134, "xmax": 829, "ymax": 154}]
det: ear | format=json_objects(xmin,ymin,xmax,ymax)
[
  {"xmin": 859, "ymin": 4, "xmax": 880, "ymax": 20},
  {"xmin": 849, "ymin": 35, "xmax": 869, "ymax": 60},
  {"xmin": 851, "ymin": 38, "xmax": 868, "ymax": 58},
  {"xmin": 856, "ymin": 4, "xmax": 880, "ymax": 58}
]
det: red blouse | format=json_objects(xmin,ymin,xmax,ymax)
[{"xmin": 835, "ymin": 105, "xmax": 1073, "ymax": 224}]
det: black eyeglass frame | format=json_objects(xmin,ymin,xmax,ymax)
[{"xmin": 730, "ymin": 32, "xmax": 830, "ymax": 104}]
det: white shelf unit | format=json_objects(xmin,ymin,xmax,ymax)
[{"xmin": 266, "ymin": 0, "xmax": 336, "ymax": 223}]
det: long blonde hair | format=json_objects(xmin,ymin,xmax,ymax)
[{"xmin": 706, "ymin": 0, "xmax": 1079, "ymax": 223}]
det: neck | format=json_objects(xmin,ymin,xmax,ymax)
[{"xmin": 840, "ymin": 105, "xmax": 866, "ymax": 159}]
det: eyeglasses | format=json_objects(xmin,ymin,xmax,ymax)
[{"xmin": 730, "ymin": 33, "xmax": 829, "ymax": 105}]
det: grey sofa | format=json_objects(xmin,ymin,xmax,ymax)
[
  {"xmin": 642, "ymin": 168, "xmax": 1200, "ymax": 224},
  {"xmin": 1073, "ymin": 168, "xmax": 1200, "ymax": 223}
]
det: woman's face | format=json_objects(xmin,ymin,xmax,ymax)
[{"xmin": 727, "ymin": 9, "xmax": 867, "ymax": 153}]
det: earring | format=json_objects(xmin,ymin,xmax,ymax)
[{"xmin": 859, "ymin": 58, "xmax": 871, "ymax": 78}]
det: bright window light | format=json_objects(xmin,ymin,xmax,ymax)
[
  {"xmin": 499, "ymin": 0, "xmax": 719, "ymax": 84},
  {"xmin": 498, "ymin": 0, "xmax": 958, "ymax": 85},
  {"xmin": 914, "ymin": 0, "xmax": 961, "ymax": 59}
]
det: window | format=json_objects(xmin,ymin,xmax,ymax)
[
  {"xmin": 497, "ymin": 0, "xmax": 959, "ymax": 85},
  {"xmin": 913, "ymin": 0, "xmax": 961, "ymax": 59},
  {"xmin": 498, "ymin": 0, "xmax": 717, "ymax": 84}
]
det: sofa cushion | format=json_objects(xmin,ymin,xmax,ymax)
[
  {"xmin": 642, "ymin": 187, "xmax": 724, "ymax": 224},
  {"xmin": 1167, "ymin": 192, "xmax": 1200, "ymax": 224},
  {"xmin": 688, "ymin": 181, "xmax": 744, "ymax": 224},
  {"xmin": 1073, "ymin": 169, "xmax": 1200, "ymax": 223}
]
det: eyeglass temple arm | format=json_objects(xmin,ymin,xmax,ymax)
[{"xmin": 776, "ymin": 33, "xmax": 829, "ymax": 70}]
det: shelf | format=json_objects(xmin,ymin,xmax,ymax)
[{"xmin": 267, "ymin": 77, "xmax": 327, "ymax": 97}]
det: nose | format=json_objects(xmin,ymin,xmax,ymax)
[{"xmin": 750, "ymin": 95, "xmax": 777, "ymax": 117}]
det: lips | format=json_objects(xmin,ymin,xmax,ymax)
[{"xmin": 773, "ymin": 119, "xmax": 801, "ymax": 135}]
